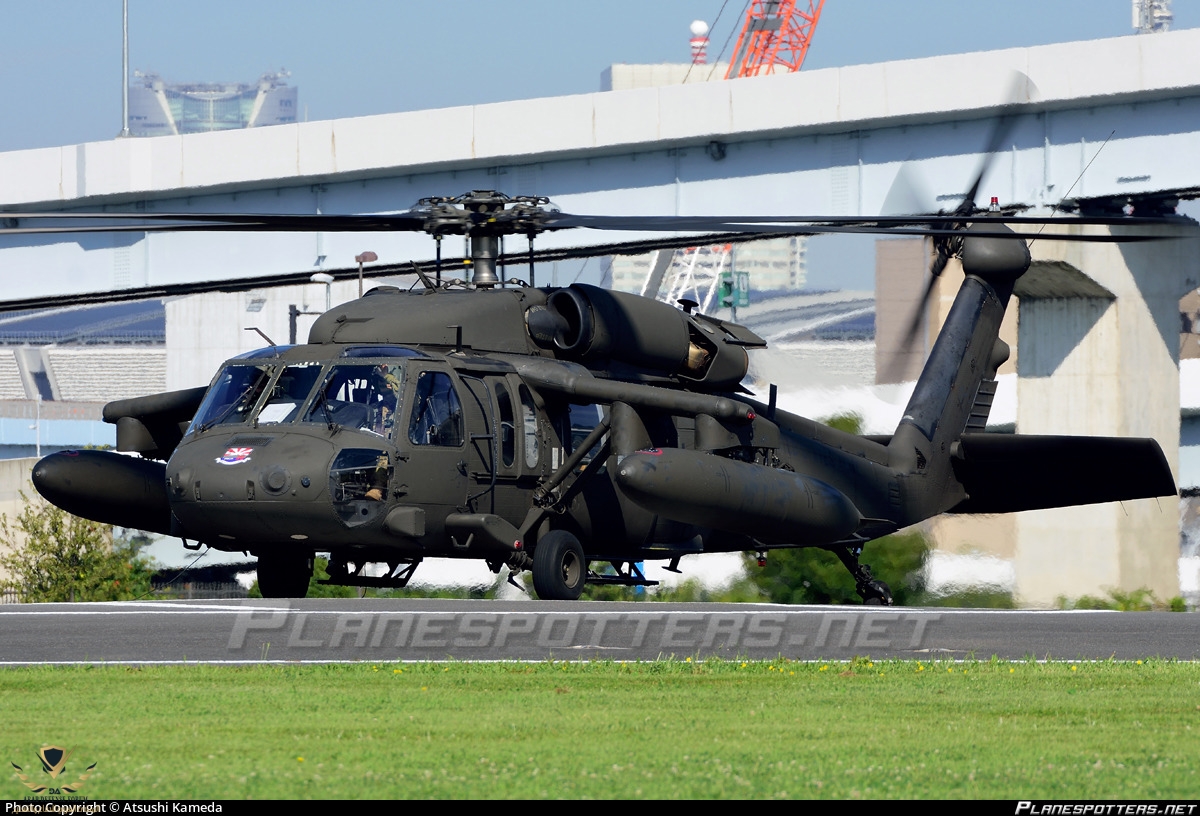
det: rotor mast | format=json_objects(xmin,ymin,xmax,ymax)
[{"xmin": 416, "ymin": 190, "xmax": 553, "ymax": 288}]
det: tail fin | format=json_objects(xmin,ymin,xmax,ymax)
[{"xmin": 887, "ymin": 224, "xmax": 1029, "ymax": 524}]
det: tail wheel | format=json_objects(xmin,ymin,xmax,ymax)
[
  {"xmin": 862, "ymin": 580, "xmax": 894, "ymax": 606},
  {"xmin": 532, "ymin": 531, "xmax": 587, "ymax": 601},
  {"xmin": 256, "ymin": 551, "xmax": 314, "ymax": 598}
]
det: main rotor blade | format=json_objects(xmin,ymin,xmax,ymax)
[
  {"xmin": 0, "ymin": 214, "xmax": 1182, "ymax": 314},
  {"xmin": 543, "ymin": 212, "xmax": 1179, "ymax": 231},
  {"xmin": 548, "ymin": 221, "xmax": 1182, "ymax": 243},
  {"xmin": 0, "ymin": 232, "xmax": 811, "ymax": 312},
  {"xmin": 930, "ymin": 244, "xmax": 953, "ymax": 277},
  {"xmin": 5, "ymin": 208, "xmax": 1177, "ymax": 228},
  {"xmin": 2, "ymin": 203, "xmax": 1181, "ymax": 241},
  {"xmin": 0, "ymin": 219, "xmax": 1182, "ymax": 243},
  {"xmin": 0, "ymin": 212, "xmax": 428, "ymax": 235},
  {"xmin": 0, "ymin": 222, "xmax": 415, "ymax": 236}
]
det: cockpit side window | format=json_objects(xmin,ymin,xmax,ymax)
[
  {"xmin": 408, "ymin": 371, "xmax": 464, "ymax": 447},
  {"xmin": 305, "ymin": 363, "xmax": 404, "ymax": 437},
  {"xmin": 189, "ymin": 364, "xmax": 272, "ymax": 433}
]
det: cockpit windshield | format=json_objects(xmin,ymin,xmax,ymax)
[
  {"xmin": 305, "ymin": 363, "xmax": 404, "ymax": 437},
  {"xmin": 257, "ymin": 362, "xmax": 325, "ymax": 425},
  {"xmin": 189, "ymin": 364, "xmax": 272, "ymax": 433}
]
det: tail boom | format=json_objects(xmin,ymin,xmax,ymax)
[{"xmin": 887, "ymin": 225, "xmax": 1029, "ymax": 525}]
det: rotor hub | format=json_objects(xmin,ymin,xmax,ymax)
[{"xmin": 415, "ymin": 190, "xmax": 556, "ymax": 287}]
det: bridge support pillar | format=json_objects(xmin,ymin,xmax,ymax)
[{"xmin": 1010, "ymin": 226, "xmax": 1200, "ymax": 606}]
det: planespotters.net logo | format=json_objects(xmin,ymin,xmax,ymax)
[
  {"xmin": 1017, "ymin": 804, "xmax": 1198, "ymax": 815},
  {"xmin": 9, "ymin": 745, "xmax": 95, "ymax": 797}
]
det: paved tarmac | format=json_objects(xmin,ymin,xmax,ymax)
[{"xmin": 0, "ymin": 599, "xmax": 1195, "ymax": 663}]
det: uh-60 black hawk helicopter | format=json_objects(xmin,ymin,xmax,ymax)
[{"xmin": 19, "ymin": 183, "xmax": 1181, "ymax": 603}]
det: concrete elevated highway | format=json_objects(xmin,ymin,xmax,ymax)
[
  {"xmin": 1, "ymin": 29, "xmax": 1198, "ymax": 298},
  {"xmin": 2, "ymin": 28, "xmax": 1200, "ymax": 605}
]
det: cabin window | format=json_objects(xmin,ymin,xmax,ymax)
[
  {"xmin": 568, "ymin": 403, "xmax": 606, "ymax": 467},
  {"xmin": 408, "ymin": 371, "xmax": 464, "ymax": 447},
  {"xmin": 520, "ymin": 385, "xmax": 539, "ymax": 469},
  {"xmin": 496, "ymin": 382, "xmax": 516, "ymax": 468}
]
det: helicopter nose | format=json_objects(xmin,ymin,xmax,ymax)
[{"xmin": 32, "ymin": 449, "xmax": 173, "ymax": 535}]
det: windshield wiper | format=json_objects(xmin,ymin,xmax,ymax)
[
  {"xmin": 198, "ymin": 373, "xmax": 268, "ymax": 432},
  {"xmin": 311, "ymin": 383, "xmax": 338, "ymax": 433}
]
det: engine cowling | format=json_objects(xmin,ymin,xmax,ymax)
[{"xmin": 526, "ymin": 284, "xmax": 759, "ymax": 389}]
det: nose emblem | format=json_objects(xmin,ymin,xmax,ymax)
[{"xmin": 216, "ymin": 446, "xmax": 254, "ymax": 465}]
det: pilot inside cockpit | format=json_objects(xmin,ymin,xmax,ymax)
[
  {"xmin": 368, "ymin": 364, "xmax": 401, "ymax": 436},
  {"xmin": 304, "ymin": 362, "xmax": 403, "ymax": 436}
]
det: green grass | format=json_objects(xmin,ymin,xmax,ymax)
[{"xmin": 2, "ymin": 659, "xmax": 1198, "ymax": 798}]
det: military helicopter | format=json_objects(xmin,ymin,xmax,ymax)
[{"xmin": 16, "ymin": 184, "xmax": 1182, "ymax": 602}]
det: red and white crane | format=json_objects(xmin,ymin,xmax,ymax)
[
  {"xmin": 725, "ymin": 0, "xmax": 826, "ymax": 79},
  {"xmin": 637, "ymin": 3, "xmax": 826, "ymax": 311}
]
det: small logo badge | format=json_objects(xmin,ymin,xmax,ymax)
[
  {"xmin": 216, "ymin": 446, "xmax": 254, "ymax": 465},
  {"xmin": 10, "ymin": 745, "xmax": 96, "ymax": 795}
]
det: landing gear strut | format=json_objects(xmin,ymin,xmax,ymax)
[
  {"xmin": 323, "ymin": 557, "xmax": 422, "ymax": 589},
  {"xmin": 834, "ymin": 545, "xmax": 893, "ymax": 606}
]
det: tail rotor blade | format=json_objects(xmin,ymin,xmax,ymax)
[
  {"xmin": 929, "ymin": 229, "xmax": 966, "ymax": 276},
  {"xmin": 881, "ymin": 268, "xmax": 940, "ymax": 384},
  {"xmin": 882, "ymin": 162, "xmax": 936, "ymax": 217},
  {"xmin": 958, "ymin": 71, "xmax": 1039, "ymax": 215}
]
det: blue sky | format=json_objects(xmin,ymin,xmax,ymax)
[{"xmin": 2, "ymin": 1, "xmax": 1196, "ymax": 153}]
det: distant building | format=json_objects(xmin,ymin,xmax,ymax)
[
  {"xmin": 128, "ymin": 70, "xmax": 297, "ymax": 137},
  {"xmin": 610, "ymin": 238, "xmax": 807, "ymax": 301},
  {"xmin": 600, "ymin": 62, "xmax": 730, "ymax": 91}
]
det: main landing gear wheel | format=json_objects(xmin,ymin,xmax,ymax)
[
  {"xmin": 532, "ymin": 531, "xmax": 587, "ymax": 601},
  {"xmin": 256, "ymin": 551, "xmax": 314, "ymax": 598}
]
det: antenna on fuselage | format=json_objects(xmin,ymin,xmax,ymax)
[
  {"xmin": 245, "ymin": 326, "xmax": 279, "ymax": 356},
  {"xmin": 408, "ymin": 261, "xmax": 438, "ymax": 292}
]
